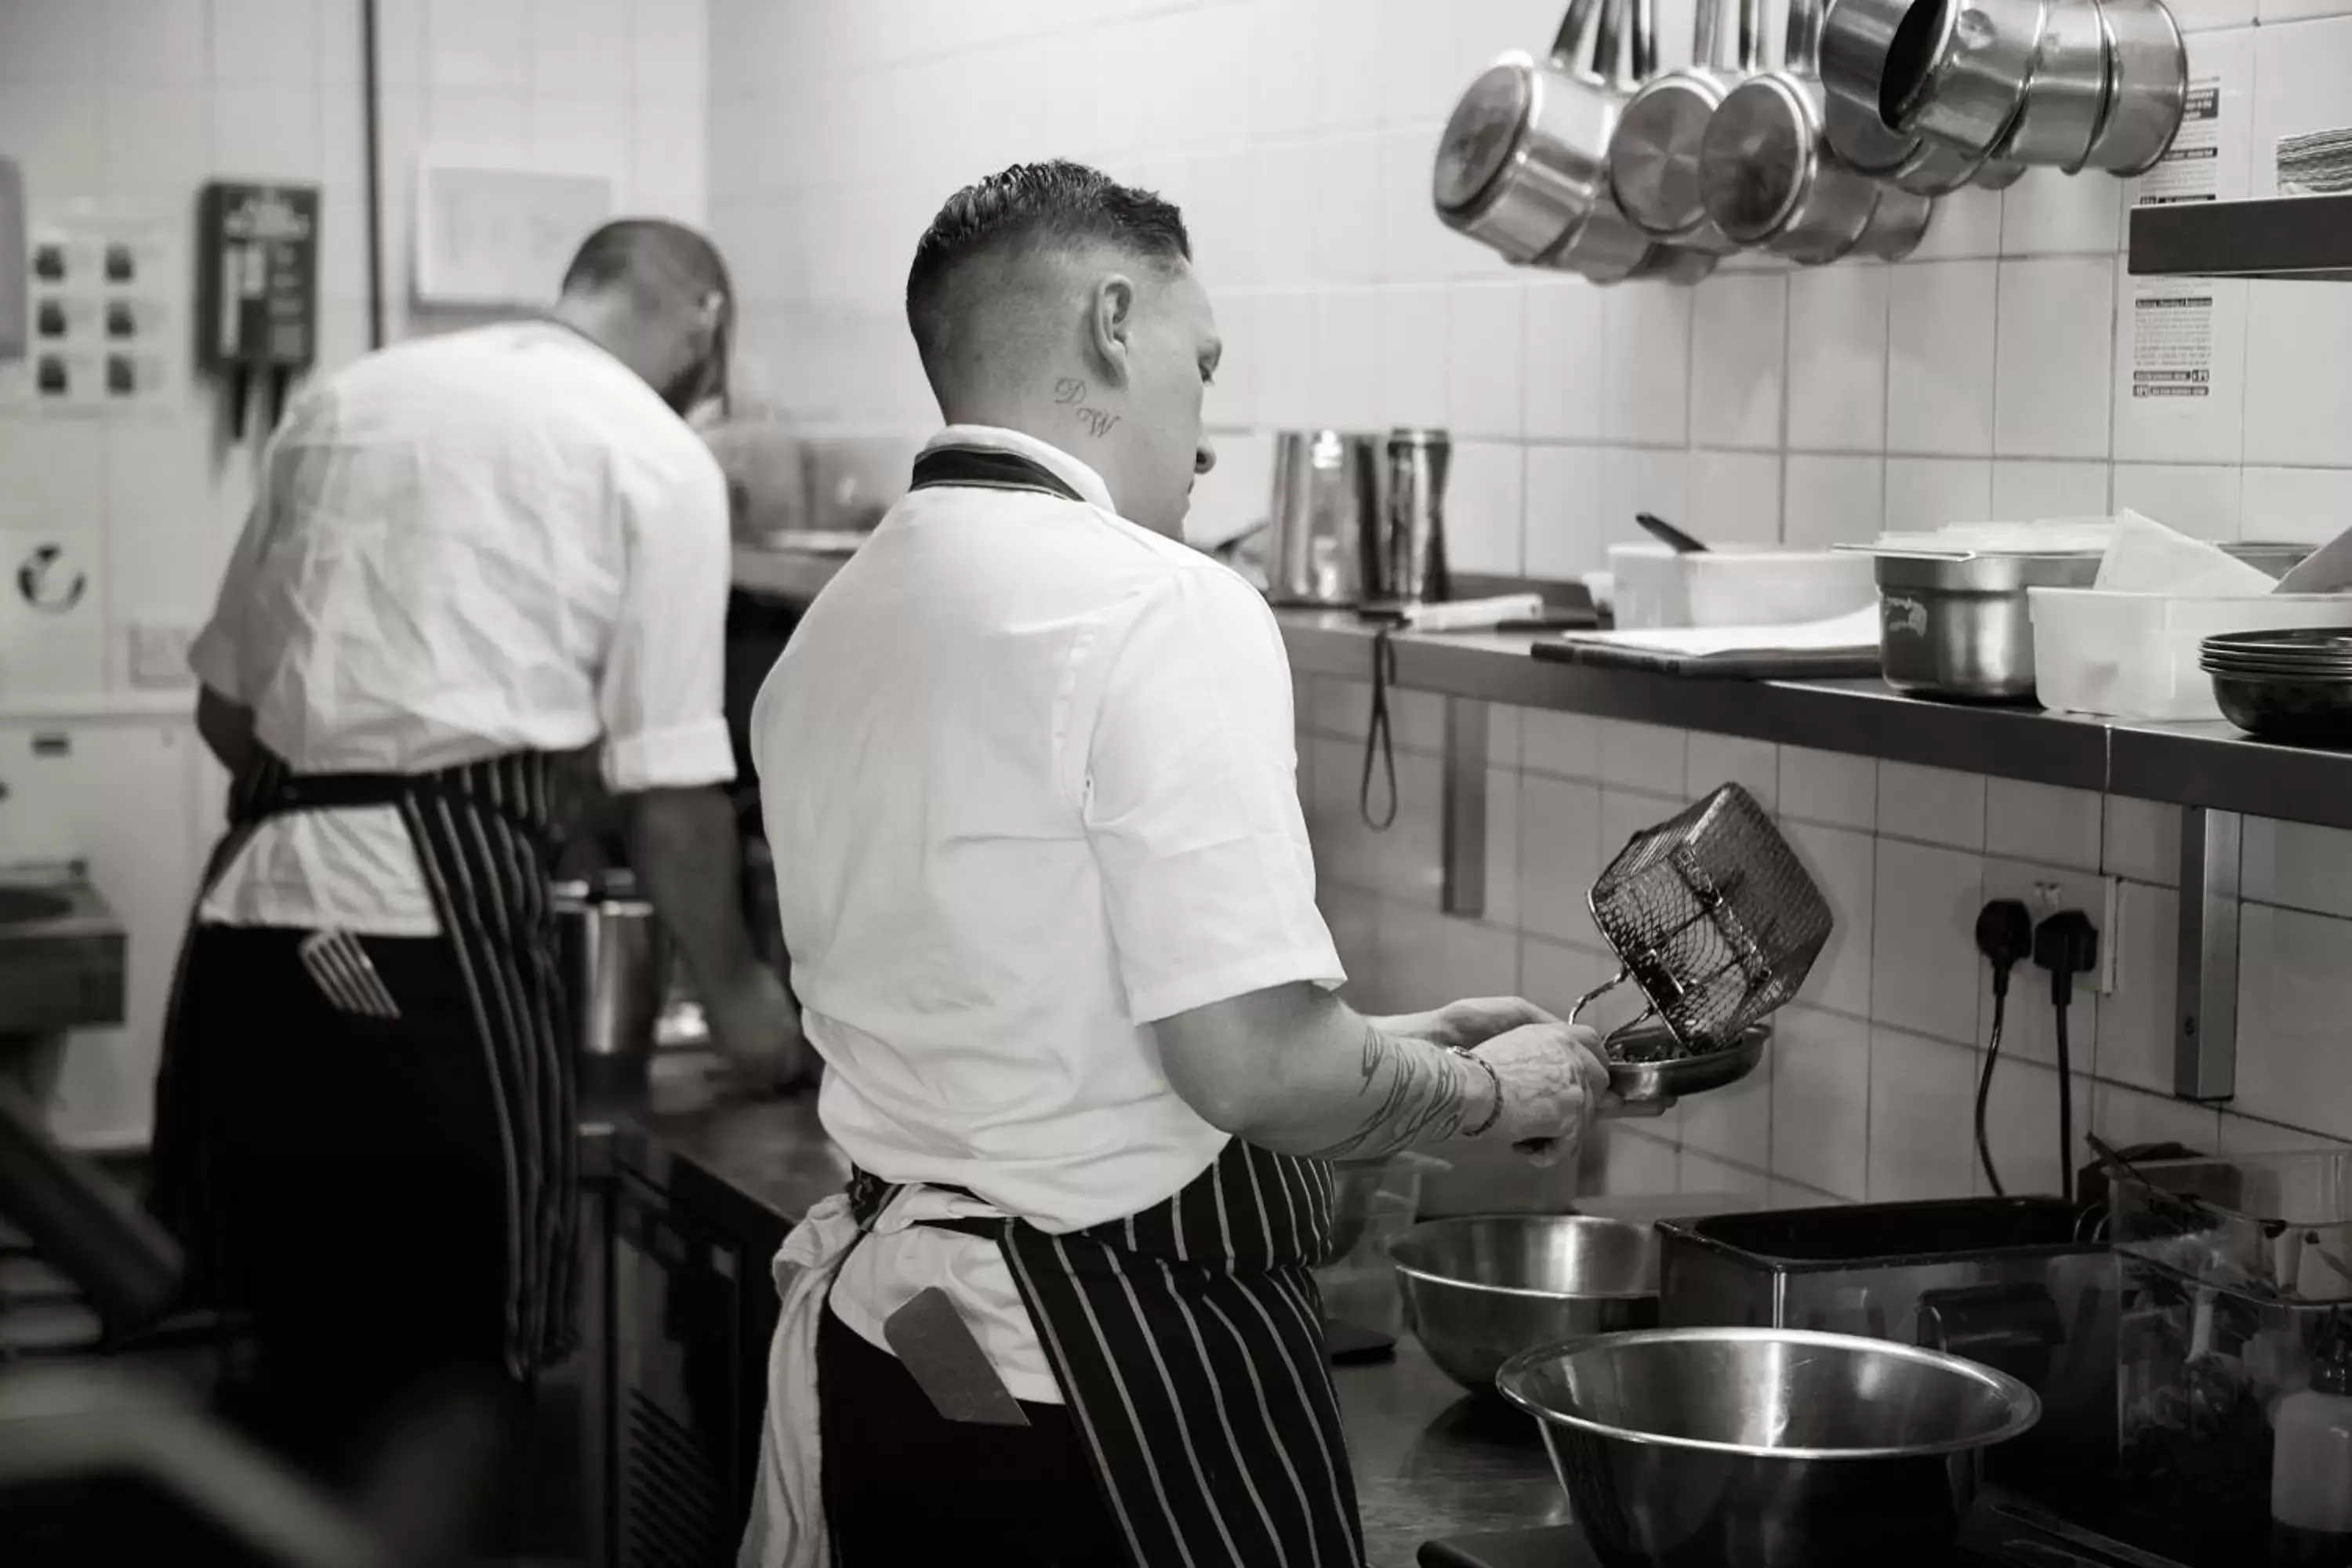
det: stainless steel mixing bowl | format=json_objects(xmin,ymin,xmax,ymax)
[
  {"xmin": 1498, "ymin": 1326, "xmax": 2042, "ymax": 1566},
  {"xmin": 1383, "ymin": 1216, "xmax": 1660, "ymax": 1397}
]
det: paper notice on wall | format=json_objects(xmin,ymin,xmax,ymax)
[
  {"xmin": 2135, "ymin": 78, "xmax": 2223, "ymax": 205},
  {"xmin": 2128, "ymin": 281, "xmax": 2216, "ymax": 416},
  {"xmin": 2278, "ymin": 125, "xmax": 2352, "ymax": 195},
  {"xmin": 24, "ymin": 205, "xmax": 185, "ymax": 418}
]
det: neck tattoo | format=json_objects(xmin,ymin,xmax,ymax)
[{"xmin": 1052, "ymin": 376, "xmax": 1120, "ymax": 440}]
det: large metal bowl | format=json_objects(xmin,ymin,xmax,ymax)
[
  {"xmin": 1498, "ymin": 1327, "xmax": 2042, "ymax": 1566},
  {"xmin": 1383, "ymin": 1216, "xmax": 1660, "ymax": 1397}
]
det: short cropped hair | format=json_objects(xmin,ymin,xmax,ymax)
[
  {"xmin": 561, "ymin": 218, "xmax": 732, "ymax": 310},
  {"xmin": 906, "ymin": 161, "xmax": 1191, "ymax": 372}
]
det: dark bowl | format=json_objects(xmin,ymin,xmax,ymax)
[
  {"xmin": 2209, "ymin": 670, "xmax": 2352, "ymax": 747},
  {"xmin": 2203, "ymin": 628, "xmax": 2352, "ymax": 659}
]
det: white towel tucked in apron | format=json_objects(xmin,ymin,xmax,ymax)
[{"xmin": 736, "ymin": 1193, "xmax": 862, "ymax": 1568}]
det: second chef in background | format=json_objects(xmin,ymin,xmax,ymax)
[
  {"xmin": 745, "ymin": 162, "xmax": 1611, "ymax": 1567},
  {"xmin": 147, "ymin": 221, "xmax": 802, "ymax": 1541}
]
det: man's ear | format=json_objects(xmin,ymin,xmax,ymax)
[{"xmin": 1085, "ymin": 274, "xmax": 1138, "ymax": 386}]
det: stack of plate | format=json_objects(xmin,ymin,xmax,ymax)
[{"xmin": 2200, "ymin": 630, "xmax": 2352, "ymax": 746}]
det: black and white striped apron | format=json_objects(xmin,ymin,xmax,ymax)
[
  {"xmin": 848, "ymin": 1136, "xmax": 1366, "ymax": 1568},
  {"xmin": 148, "ymin": 746, "xmax": 581, "ymax": 1377},
  {"xmin": 863, "ymin": 441, "xmax": 1367, "ymax": 1566}
]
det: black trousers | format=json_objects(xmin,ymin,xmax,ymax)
[
  {"xmin": 165, "ymin": 924, "xmax": 527, "ymax": 1541},
  {"xmin": 817, "ymin": 1303, "xmax": 1127, "ymax": 1566}
]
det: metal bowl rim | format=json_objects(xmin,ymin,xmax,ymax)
[
  {"xmin": 1493, "ymin": 1324, "xmax": 2044, "ymax": 1460},
  {"xmin": 1379, "ymin": 1214, "xmax": 1662, "ymax": 1303}
]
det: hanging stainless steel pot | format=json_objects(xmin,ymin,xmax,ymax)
[
  {"xmin": 1607, "ymin": 0, "xmax": 1762, "ymax": 252},
  {"xmin": 1992, "ymin": 0, "xmax": 2113, "ymax": 169},
  {"xmin": 1820, "ymin": 0, "xmax": 2028, "ymax": 190},
  {"xmin": 1851, "ymin": 183, "xmax": 1936, "ymax": 260},
  {"xmin": 1698, "ymin": 0, "xmax": 1889, "ymax": 264},
  {"xmin": 2079, "ymin": 0, "xmax": 2186, "ymax": 175},
  {"xmin": 1535, "ymin": 0, "xmax": 1671, "ymax": 283},
  {"xmin": 1878, "ymin": 0, "xmax": 2049, "ymax": 159},
  {"xmin": 1433, "ymin": 0, "xmax": 1629, "ymax": 264}
]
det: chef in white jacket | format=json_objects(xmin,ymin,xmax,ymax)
[
  {"xmin": 150, "ymin": 220, "xmax": 802, "ymax": 1543},
  {"xmin": 742, "ymin": 161, "xmax": 1611, "ymax": 1567}
]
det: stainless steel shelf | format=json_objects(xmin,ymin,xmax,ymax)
[
  {"xmin": 1279, "ymin": 611, "xmax": 2352, "ymax": 831},
  {"xmin": 2127, "ymin": 193, "xmax": 2352, "ymax": 282}
]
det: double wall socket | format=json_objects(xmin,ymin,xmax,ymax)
[{"xmin": 1984, "ymin": 860, "xmax": 2122, "ymax": 996}]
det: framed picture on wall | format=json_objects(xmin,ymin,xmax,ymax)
[{"xmin": 413, "ymin": 158, "xmax": 615, "ymax": 310}]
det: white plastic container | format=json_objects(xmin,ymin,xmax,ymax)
[
  {"xmin": 1607, "ymin": 543, "xmax": 1878, "ymax": 630},
  {"xmin": 2028, "ymin": 588, "xmax": 2352, "ymax": 720},
  {"xmin": 1314, "ymin": 1152, "xmax": 1447, "ymax": 1338}
]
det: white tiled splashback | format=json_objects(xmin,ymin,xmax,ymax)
[
  {"xmin": 1298, "ymin": 679, "xmax": 2352, "ymax": 1205},
  {"xmin": 711, "ymin": 0, "xmax": 2352, "ymax": 1200},
  {"xmin": 0, "ymin": 0, "xmax": 707, "ymax": 712},
  {"xmin": 710, "ymin": 0, "xmax": 2352, "ymax": 554},
  {"xmin": 0, "ymin": 0, "xmax": 704, "ymax": 1145}
]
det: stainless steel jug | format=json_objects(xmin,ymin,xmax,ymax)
[
  {"xmin": 556, "ymin": 869, "xmax": 670, "ymax": 1094},
  {"xmin": 1265, "ymin": 430, "xmax": 1380, "ymax": 607},
  {"xmin": 1374, "ymin": 428, "xmax": 1453, "ymax": 608}
]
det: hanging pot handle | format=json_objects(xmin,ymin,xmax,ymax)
[
  {"xmin": 1710, "ymin": 0, "xmax": 1764, "ymax": 71},
  {"xmin": 1693, "ymin": 0, "xmax": 1723, "ymax": 72},
  {"xmin": 1589, "ymin": 0, "xmax": 1629, "ymax": 86},
  {"xmin": 1785, "ymin": 0, "xmax": 1828, "ymax": 80},
  {"xmin": 1546, "ymin": 0, "xmax": 1606, "ymax": 70},
  {"xmin": 1624, "ymin": 0, "xmax": 1659, "ymax": 87}
]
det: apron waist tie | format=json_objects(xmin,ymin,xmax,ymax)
[{"xmin": 154, "ymin": 746, "xmax": 580, "ymax": 1380}]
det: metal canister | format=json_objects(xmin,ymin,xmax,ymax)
[
  {"xmin": 1377, "ymin": 428, "xmax": 1453, "ymax": 608},
  {"xmin": 1265, "ymin": 430, "xmax": 1378, "ymax": 606},
  {"xmin": 555, "ymin": 869, "xmax": 671, "ymax": 1094}
]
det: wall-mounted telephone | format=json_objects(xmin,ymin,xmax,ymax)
[{"xmin": 196, "ymin": 180, "xmax": 319, "ymax": 438}]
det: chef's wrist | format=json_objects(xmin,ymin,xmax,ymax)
[{"xmin": 1454, "ymin": 1048, "xmax": 1504, "ymax": 1139}]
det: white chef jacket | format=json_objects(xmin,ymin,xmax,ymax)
[
  {"xmin": 189, "ymin": 321, "xmax": 737, "ymax": 935},
  {"xmin": 751, "ymin": 425, "xmax": 1344, "ymax": 1402}
]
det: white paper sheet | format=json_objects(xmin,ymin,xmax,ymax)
[{"xmin": 1555, "ymin": 606, "xmax": 1882, "ymax": 659}]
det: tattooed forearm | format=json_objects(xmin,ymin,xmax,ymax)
[
  {"xmin": 1051, "ymin": 376, "xmax": 1122, "ymax": 439},
  {"xmin": 1306, "ymin": 1025, "xmax": 1492, "ymax": 1160}
]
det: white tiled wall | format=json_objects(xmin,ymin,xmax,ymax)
[
  {"xmin": 1299, "ymin": 683, "xmax": 2352, "ymax": 1204},
  {"xmin": 0, "ymin": 0, "xmax": 706, "ymax": 713},
  {"xmin": 0, "ymin": 0, "xmax": 703, "ymax": 1143},
  {"xmin": 712, "ymin": 0, "xmax": 2352, "ymax": 1201},
  {"xmin": 709, "ymin": 0, "xmax": 2352, "ymax": 553}
]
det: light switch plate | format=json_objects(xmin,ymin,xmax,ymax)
[{"xmin": 126, "ymin": 623, "xmax": 195, "ymax": 689}]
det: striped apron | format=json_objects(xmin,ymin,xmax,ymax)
[
  {"xmin": 853, "ymin": 441, "xmax": 1367, "ymax": 1566},
  {"xmin": 847, "ymin": 1137, "xmax": 1366, "ymax": 1568},
  {"xmin": 148, "ymin": 746, "xmax": 581, "ymax": 1377}
]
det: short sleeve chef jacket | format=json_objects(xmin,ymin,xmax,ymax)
[
  {"xmin": 188, "ymin": 321, "xmax": 736, "ymax": 935},
  {"xmin": 751, "ymin": 424, "xmax": 1344, "ymax": 1399}
]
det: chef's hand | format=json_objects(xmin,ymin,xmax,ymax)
[
  {"xmin": 1472, "ymin": 1022, "xmax": 1613, "ymax": 1167},
  {"xmin": 1377, "ymin": 996, "xmax": 1561, "ymax": 1053},
  {"xmin": 703, "ymin": 965, "xmax": 809, "ymax": 1095}
]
